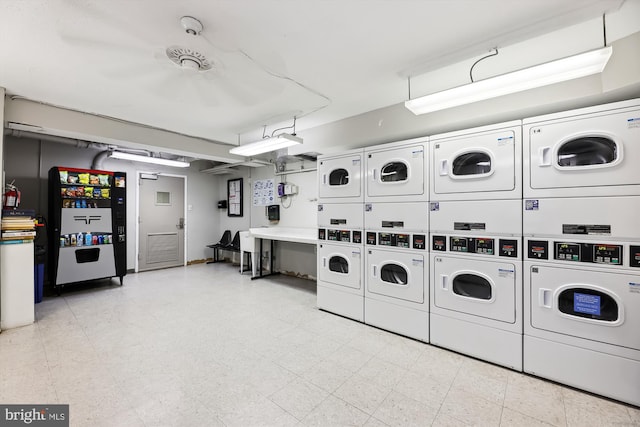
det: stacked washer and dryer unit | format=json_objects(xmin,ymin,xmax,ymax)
[
  {"xmin": 522, "ymin": 99, "xmax": 640, "ymax": 407},
  {"xmin": 363, "ymin": 137, "xmax": 430, "ymax": 341},
  {"xmin": 317, "ymin": 148, "xmax": 366, "ymax": 321},
  {"xmin": 429, "ymin": 121, "xmax": 524, "ymax": 370}
]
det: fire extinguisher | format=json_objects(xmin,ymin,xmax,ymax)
[{"xmin": 3, "ymin": 181, "xmax": 21, "ymax": 209}]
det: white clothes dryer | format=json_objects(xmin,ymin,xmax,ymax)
[
  {"xmin": 523, "ymin": 98, "xmax": 640, "ymax": 198},
  {"xmin": 429, "ymin": 199, "xmax": 522, "ymax": 370},
  {"xmin": 317, "ymin": 202, "xmax": 364, "ymax": 321},
  {"xmin": 524, "ymin": 237, "xmax": 640, "ymax": 407},
  {"xmin": 523, "ymin": 195, "xmax": 640, "ymax": 406},
  {"xmin": 364, "ymin": 137, "xmax": 428, "ymax": 203},
  {"xmin": 430, "ymin": 120, "xmax": 522, "ymax": 201},
  {"xmin": 318, "ymin": 148, "xmax": 364, "ymax": 203},
  {"xmin": 364, "ymin": 202, "xmax": 429, "ymax": 341}
]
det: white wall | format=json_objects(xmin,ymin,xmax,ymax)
[
  {"xmin": 215, "ymin": 160, "xmax": 319, "ymax": 279},
  {"xmin": 2, "ymin": 135, "xmax": 221, "ymax": 270}
]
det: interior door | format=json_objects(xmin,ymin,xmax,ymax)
[
  {"xmin": 138, "ymin": 174, "xmax": 185, "ymax": 271},
  {"xmin": 433, "ymin": 129, "xmax": 516, "ymax": 195},
  {"xmin": 433, "ymin": 256, "xmax": 517, "ymax": 323}
]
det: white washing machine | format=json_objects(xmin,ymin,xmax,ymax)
[
  {"xmin": 430, "ymin": 120, "xmax": 521, "ymax": 201},
  {"xmin": 523, "ymin": 98, "xmax": 640, "ymax": 198},
  {"xmin": 318, "ymin": 148, "xmax": 364, "ymax": 203},
  {"xmin": 429, "ymin": 199, "xmax": 522, "ymax": 370},
  {"xmin": 364, "ymin": 202, "xmax": 429, "ymax": 341},
  {"xmin": 365, "ymin": 137, "xmax": 428, "ymax": 203},
  {"xmin": 317, "ymin": 202, "xmax": 364, "ymax": 321},
  {"xmin": 523, "ymin": 197, "xmax": 640, "ymax": 406}
]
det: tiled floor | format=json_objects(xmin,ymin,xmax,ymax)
[{"xmin": 1, "ymin": 262, "xmax": 638, "ymax": 426}]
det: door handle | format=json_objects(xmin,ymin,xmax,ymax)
[
  {"xmin": 372, "ymin": 264, "xmax": 377, "ymax": 277},
  {"xmin": 440, "ymin": 274, "xmax": 448, "ymax": 290},
  {"xmin": 439, "ymin": 159, "xmax": 448, "ymax": 176},
  {"xmin": 322, "ymin": 257, "xmax": 326, "ymax": 268},
  {"xmin": 177, "ymin": 218, "xmax": 185, "ymax": 229},
  {"xmin": 538, "ymin": 288, "xmax": 552, "ymax": 308},
  {"xmin": 539, "ymin": 147, "xmax": 552, "ymax": 167},
  {"xmin": 323, "ymin": 174, "xmax": 327, "ymax": 185},
  {"xmin": 372, "ymin": 169, "xmax": 377, "ymax": 181}
]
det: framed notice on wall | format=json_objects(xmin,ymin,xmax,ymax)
[
  {"xmin": 227, "ymin": 178, "xmax": 243, "ymax": 217},
  {"xmin": 252, "ymin": 179, "xmax": 275, "ymax": 206}
]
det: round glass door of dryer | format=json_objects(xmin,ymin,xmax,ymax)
[
  {"xmin": 380, "ymin": 263, "xmax": 408, "ymax": 285},
  {"xmin": 557, "ymin": 136, "xmax": 618, "ymax": 167},
  {"xmin": 452, "ymin": 273, "xmax": 492, "ymax": 300},
  {"xmin": 452, "ymin": 152, "xmax": 492, "ymax": 176},
  {"xmin": 329, "ymin": 255, "xmax": 349, "ymax": 274},
  {"xmin": 380, "ymin": 162, "xmax": 408, "ymax": 182},
  {"xmin": 329, "ymin": 168, "xmax": 350, "ymax": 186}
]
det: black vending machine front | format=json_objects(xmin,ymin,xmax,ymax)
[{"xmin": 48, "ymin": 167, "xmax": 127, "ymax": 294}]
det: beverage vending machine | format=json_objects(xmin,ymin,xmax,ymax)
[{"xmin": 48, "ymin": 167, "xmax": 127, "ymax": 294}]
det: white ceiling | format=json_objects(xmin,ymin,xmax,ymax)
[{"xmin": 0, "ymin": 0, "xmax": 626, "ymax": 149}]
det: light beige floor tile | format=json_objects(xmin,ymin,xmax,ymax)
[
  {"xmin": 302, "ymin": 395, "xmax": 370, "ymax": 426},
  {"xmin": 410, "ymin": 345, "xmax": 464, "ymax": 385},
  {"xmin": 357, "ymin": 356, "xmax": 410, "ymax": 389},
  {"xmin": 0, "ymin": 263, "xmax": 631, "ymax": 426},
  {"xmin": 301, "ymin": 359, "xmax": 355, "ymax": 393},
  {"xmin": 450, "ymin": 360, "xmax": 509, "ymax": 405},
  {"xmin": 394, "ymin": 370, "xmax": 451, "ymax": 408},
  {"xmin": 500, "ymin": 407, "xmax": 555, "ymax": 427},
  {"xmin": 274, "ymin": 348, "xmax": 324, "ymax": 375},
  {"xmin": 628, "ymin": 406, "xmax": 640, "ymax": 424},
  {"xmin": 326, "ymin": 344, "xmax": 375, "ymax": 372},
  {"xmin": 372, "ymin": 390, "xmax": 439, "ymax": 426},
  {"xmin": 365, "ymin": 416, "xmax": 391, "ymax": 426},
  {"xmin": 431, "ymin": 413, "xmax": 472, "ymax": 427},
  {"xmin": 218, "ymin": 395, "xmax": 293, "ymax": 427},
  {"xmin": 562, "ymin": 387, "xmax": 634, "ymax": 427},
  {"xmin": 375, "ymin": 337, "xmax": 425, "ymax": 369},
  {"xmin": 269, "ymin": 377, "xmax": 330, "ymax": 420},
  {"xmin": 439, "ymin": 386, "xmax": 503, "ymax": 427},
  {"xmin": 334, "ymin": 373, "xmax": 392, "ymax": 415},
  {"xmin": 503, "ymin": 373, "xmax": 566, "ymax": 427}
]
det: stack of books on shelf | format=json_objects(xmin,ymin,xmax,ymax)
[{"xmin": 2, "ymin": 209, "xmax": 36, "ymax": 242}]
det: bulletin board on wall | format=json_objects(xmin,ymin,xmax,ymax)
[
  {"xmin": 252, "ymin": 179, "xmax": 275, "ymax": 206},
  {"xmin": 227, "ymin": 178, "xmax": 243, "ymax": 217}
]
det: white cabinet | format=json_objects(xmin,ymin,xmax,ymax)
[{"xmin": 0, "ymin": 241, "xmax": 35, "ymax": 330}]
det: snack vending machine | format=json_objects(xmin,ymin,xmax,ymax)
[{"xmin": 48, "ymin": 167, "xmax": 127, "ymax": 294}]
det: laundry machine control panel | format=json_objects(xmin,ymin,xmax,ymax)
[
  {"xmin": 431, "ymin": 235, "xmax": 519, "ymax": 258},
  {"xmin": 366, "ymin": 232, "xmax": 425, "ymax": 250},
  {"xmin": 526, "ymin": 240, "xmax": 639, "ymax": 267},
  {"xmin": 318, "ymin": 228, "xmax": 362, "ymax": 243}
]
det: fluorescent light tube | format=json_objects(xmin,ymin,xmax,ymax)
[
  {"xmin": 405, "ymin": 46, "xmax": 613, "ymax": 115},
  {"xmin": 109, "ymin": 151, "xmax": 190, "ymax": 168},
  {"xmin": 229, "ymin": 133, "xmax": 303, "ymax": 156}
]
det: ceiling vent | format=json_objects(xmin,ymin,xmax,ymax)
[{"xmin": 166, "ymin": 46, "xmax": 213, "ymax": 71}]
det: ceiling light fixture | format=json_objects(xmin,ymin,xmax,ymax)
[
  {"xmin": 405, "ymin": 46, "xmax": 613, "ymax": 115},
  {"xmin": 229, "ymin": 133, "xmax": 303, "ymax": 156},
  {"xmin": 109, "ymin": 151, "xmax": 190, "ymax": 168}
]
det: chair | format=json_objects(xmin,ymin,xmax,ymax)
[{"xmin": 206, "ymin": 230, "xmax": 231, "ymax": 263}]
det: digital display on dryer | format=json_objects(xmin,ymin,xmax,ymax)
[
  {"xmin": 432, "ymin": 235, "xmax": 446, "ymax": 252},
  {"xmin": 473, "ymin": 238, "xmax": 494, "ymax": 255},
  {"xmin": 593, "ymin": 244, "xmax": 621, "ymax": 265},
  {"xmin": 555, "ymin": 242, "xmax": 581, "ymax": 261},
  {"xmin": 450, "ymin": 237, "xmax": 468, "ymax": 252}
]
